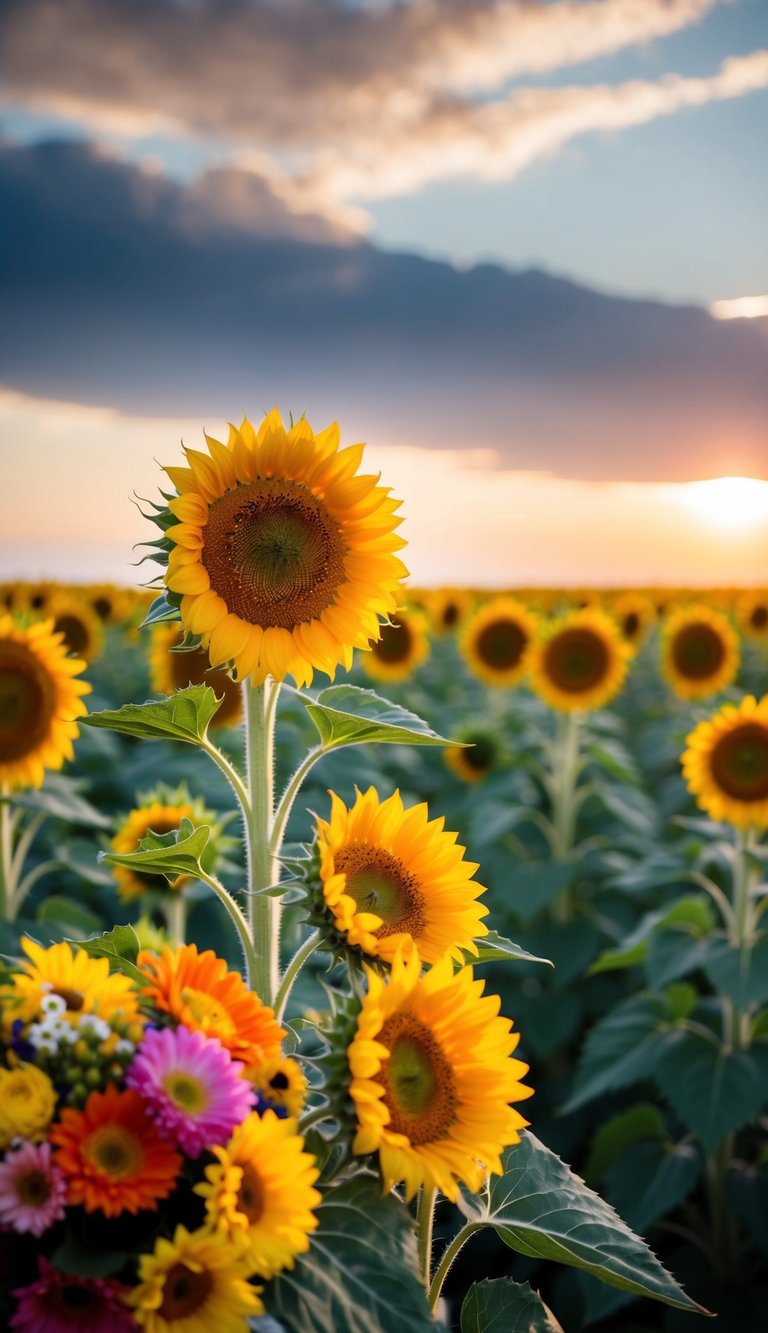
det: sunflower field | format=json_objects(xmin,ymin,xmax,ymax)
[{"xmin": 1, "ymin": 412, "xmax": 767, "ymax": 1333}]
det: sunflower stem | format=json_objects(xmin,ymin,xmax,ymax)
[
  {"xmin": 274, "ymin": 929, "xmax": 321, "ymax": 1023},
  {"xmin": 728, "ymin": 828, "xmax": 757, "ymax": 1050},
  {"xmin": 550, "ymin": 711, "xmax": 581, "ymax": 921},
  {"xmin": 199, "ymin": 736, "xmax": 251, "ymax": 824},
  {"xmin": 244, "ymin": 677, "xmax": 280, "ymax": 1004},
  {"xmin": 0, "ymin": 787, "xmax": 13, "ymax": 922},
  {"xmin": 164, "ymin": 892, "xmax": 187, "ymax": 945},
  {"xmin": 427, "ymin": 1221, "xmax": 482, "ymax": 1312},
  {"xmin": 271, "ymin": 745, "xmax": 327, "ymax": 857},
  {"xmin": 198, "ymin": 870, "xmax": 258, "ymax": 988},
  {"xmin": 416, "ymin": 1184, "xmax": 437, "ymax": 1292}
]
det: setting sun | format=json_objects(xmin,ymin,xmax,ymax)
[{"xmin": 671, "ymin": 476, "xmax": 768, "ymax": 532}]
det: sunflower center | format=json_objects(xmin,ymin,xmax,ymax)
[
  {"xmin": 622, "ymin": 612, "xmax": 640, "ymax": 640},
  {"xmin": 475, "ymin": 619, "xmax": 527, "ymax": 670},
  {"xmin": 543, "ymin": 628, "xmax": 610, "ymax": 693},
  {"xmin": 159, "ymin": 1262, "xmax": 214, "ymax": 1320},
  {"xmin": 53, "ymin": 614, "xmax": 90, "ymax": 657},
  {"xmin": 202, "ymin": 479, "xmax": 346, "ymax": 631},
  {"xmin": 47, "ymin": 1279, "xmax": 101, "ymax": 1313},
  {"xmin": 163, "ymin": 1071, "xmax": 209, "ymax": 1114},
  {"xmin": 92, "ymin": 596, "xmax": 113, "ymax": 620},
  {"xmin": 464, "ymin": 735, "xmax": 496, "ymax": 771},
  {"xmin": 236, "ymin": 1162, "xmax": 265, "ymax": 1225},
  {"xmin": 335, "ymin": 843, "xmax": 425, "ymax": 939},
  {"xmin": 379, "ymin": 1015, "xmax": 457, "ymax": 1144},
  {"xmin": 181, "ymin": 987, "xmax": 236, "ymax": 1038},
  {"xmin": 750, "ymin": 605, "xmax": 768, "ymax": 630},
  {"xmin": 372, "ymin": 618, "xmax": 412, "ymax": 664},
  {"xmin": 16, "ymin": 1168, "xmax": 51, "ymax": 1206},
  {"xmin": 710, "ymin": 723, "xmax": 768, "ymax": 801},
  {"xmin": 0, "ymin": 641, "xmax": 56, "ymax": 762},
  {"xmin": 84, "ymin": 1125, "xmax": 142, "ymax": 1179},
  {"xmin": 51, "ymin": 985, "xmax": 85, "ymax": 1012},
  {"xmin": 671, "ymin": 623, "xmax": 726, "ymax": 679}
]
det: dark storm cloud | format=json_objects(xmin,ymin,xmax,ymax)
[{"xmin": 2, "ymin": 139, "xmax": 766, "ymax": 482}]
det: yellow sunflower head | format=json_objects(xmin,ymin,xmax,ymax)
[
  {"xmin": 424, "ymin": 587, "xmax": 473, "ymax": 635},
  {"xmin": 110, "ymin": 784, "xmax": 220, "ymax": 902},
  {"xmin": 682, "ymin": 695, "xmax": 768, "ymax": 830},
  {"xmin": 86, "ymin": 582, "xmax": 133, "ymax": 625},
  {"xmin": 460, "ymin": 596, "xmax": 538, "ymax": 687},
  {"xmin": 360, "ymin": 608, "xmax": 429, "ymax": 683},
  {"xmin": 735, "ymin": 590, "xmax": 768, "ymax": 643},
  {"xmin": 529, "ymin": 607, "xmax": 631, "ymax": 712},
  {"xmin": 148, "ymin": 623, "xmax": 243, "ymax": 728},
  {"xmin": 0, "ymin": 615, "xmax": 91, "ymax": 790},
  {"xmin": 1, "ymin": 936, "xmax": 142, "ymax": 1031},
  {"xmin": 444, "ymin": 726, "xmax": 501, "ymax": 783},
  {"xmin": 661, "ymin": 605, "xmax": 740, "ymax": 700},
  {"xmin": 129, "ymin": 1224, "xmax": 263, "ymax": 1329},
  {"xmin": 149, "ymin": 410, "xmax": 407, "ymax": 686},
  {"xmin": 42, "ymin": 590, "xmax": 105, "ymax": 663},
  {"xmin": 611, "ymin": 592, "xmax": 656, "ymax": 648},
  {"xmin": 310, "ymin": 786, "xmax": 487, "ymax": 966},
  {"xmin": 346, "ymin": 947, "xmax": 532, "ymax": 1201},
  {"xmin": 244, "ymin": 1053, "xmax": 307, "ymax": 1119}
]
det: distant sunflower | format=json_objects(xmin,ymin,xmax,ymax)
[
  {"xmin": 129, "ymin": 1224, "xmax": 262, "ymax": 1331},
  {"xmin": 611, "ymin": 592, "xmax": 656, "ymax": 647},
  {"xmin": 735, "ymin": 590, "xmax": 768, "ymax": 643},
  {"xmin": 110, "ymin": 785, "xmax": 217, "ymax": 901},
  {"xmin": 86, "ymin": 583, "xmax": 132, "ymax": 625},
  {"xmin": 347, "ymin": 948, "xmax": 532, "ymax": 1201},
  {"xmin": 682, "ymin": 695, "xmax": 768, "ymax": 830},
  {"xmin": 444, "ymin": 727, "xmax": 500, "ymax": 783},
  {"xmin": 425, "ymin": 587, "xmax": 473, "ymax": 635},
  {"xmin": 0, "ymin": 615, "xmax": 90, "ymax": 789},
  {"xmin": 661, "ymin": 605, "xmax": 739, "ymax": 700},
  {"xmin": 314, "ymin": 787, "xmax": 487, "ymax": 964},
  {"xmin": 149, "ymin": 623, "xmax": 243, "ymax": 728},
  {"xmin": 529, "ymin": 608, "xmax": 630, "ymax": 711},
  {"xmin": 361, "ymin": 609, "xmax": 429, "ymax": 683},
  {"xmin": 159, "ymin": 411, "xmax": 407, "ymax": 686},
  {"xmin": 460, "ymin": 596, "xmax": 537, "ymax": 687},
  {"xmin": 45, "ymin": 591, "xmax": 104, "ymax": 663},
  {"xmin": 245, "ymin": 1054, "xmax": 307, "ymax": 1119}
]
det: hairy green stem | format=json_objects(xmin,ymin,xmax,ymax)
[
  {"xmin": 416, "ymin": 1185, "xmax": 437, "ymax": 1292},
  {"xmin": 274, "ymin": 929, "xmax": 321, "ymax": 1023},
  {"xmin": 0, "ymin": 788, "xmax": 12, "ymax": 922},
  {"xmin": 428, "ymin": 1222, "xmax": 482, "ymax": 1312},
  {"xmin": 244, "ymin": 678, "xmax": 280, "ymax": 1004},
  {"xmin": 198, "ymin": 869, "xmax": 258, "ymax": 989},
  {"xmin": 199, "ymin": 736, "xmax": 251, "ymax": 824},
  {"xmin": 165, "ymin": 892, "xmax": 188, "ymax": 945},
  {"xmin": 271, "ymin": 746, "xmax": 327, "ymax": 857}
]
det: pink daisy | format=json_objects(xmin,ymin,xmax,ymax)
[
  {"xmin": 11, "ymin": 1257, "xmax": 136, "ymax": 1332},
  {"xmin": 126, "ymin": 1024, "xmax": 254, "ymax": 1157},
  {"xmin": 0, "ymin": 1140, "xmax": 67, "ymax": 1237}
]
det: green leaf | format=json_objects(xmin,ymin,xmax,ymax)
[
  {"xmin": 36, "ymin": 896, "xmax": 102, "ymax": 937},
  {"xmin": 506, "ymin": 861, "xmax": 576, "ymax": 924},
  {"xmin": 585, "ymin": 739, "xmax": 641, "ymax": 786},
  {"xmin": 52, "ymin": 1233, "xmax": 128, "ymax": 1278},
  {"xmin": 644, "ymin": 931, "xmax": 711, "ymax": 989},
  {"xmin": 585, "ymin": 1103, "xmax": 666, "ymax": 1183},
  {"xmin": 297, "ymin": 685, "xmax": 450, "ymax": 750},
  {"xmin": 264, "ymin": 1174, "xmax": 432, "ymax": 1333},
  {"xmin": 562, "ymin": 993, "xmax": 678, "ymax": 1113},
  {"xmin": 592, "ymin": 784, "xmax": 660, "ymax": 837},
  {"xmin": 654, "ymin": 1030, "xmax": 768, "ymax": 1152},
  {"xmin": 461, "ymin": 1279, "xmax": 563, "ymax": 1332},
  {"xmin": 590, "ymin": 895, "xmax": 714, "ymax": 976},
  {"xmin": 604, "ymin": 1138, "xmax": 700, "ymax": 1235},
  {"xmin": 10, "ymin": 774, "xmax": 110, "ymax": 828},
  {"xmin": 469, "ymin": 930, "xmax": 553, "ymax": 968},
  {"xmin": 82, "ymin": 685, "xmax": 223, "ymax": 744},
  {"xmin": 701, "ymin": 933, "xmax": 768, "ymax": 1009},
  {"xmin": 100, "ymin": 821, "xmax": 210, "ymax": 882},
  {"xmin": 70, "ymin": 924, "xmax": 144, "ymax": 985},
  {"xmin": 462, "ymin": 1134, "xmax": 703, "ymax": 1313}
]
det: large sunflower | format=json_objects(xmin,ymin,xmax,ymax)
[
  {"xmin": 149, "ymin": 623, "xmax": 243, "ymax": 727},
  {"xmin": 0, "ymin": 615, "xmax": 90, "ymax": 789},
  {"xmin": 314, "ymin": 787, "xmax": 487, "ymax": 964},
  {"xmin": 682, "ymin": 695, "xmax": 768, "ymax": 830},
  {"xmin": 196, "ymin": 1109, "xmax": 320, "ymax": 1278},
  {"xmin": 360, "ymin": 609, "xmax": 429, "ymax": 683},
  {"xmin": 129, "ymin": 1224, "xmax": 262, "ymax": 1331},
  {"xmin": 347, "ymin": 948, "xmax": 532, "ymax": 1201},
  {"xmin": 460, "ymin": 596, "xmax": 537, "ymax": 687},
  {"xmin": 529, "ymin": 608, "xmax": 630, "ymax": 711},
  {"xmin": 661, "ymin": 605, "xmax": 739, "ymax": 700},
  {"xmin": 159, "ymin": 411, "xmax": 407, "ymax": 686}
]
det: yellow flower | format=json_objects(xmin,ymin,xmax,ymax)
[
  {"xmin": 44, "ymin": 590, "xmax": 104, "ymax": 663},
  {"xmin": 347, "ymin": 948, "xmax": 532, "ymax": 1201},
  {"xmin": 424, "ymin": 587, "xmax": 473, "ymax": 635},
  {"xmin": 110, "ymin": 786, "xmax": 216, "ymax": 902},
  {"xmin": 196, "ymin": 1110, "xmax": 320, "ymax": 1279},
  {"xmin": 2, "ymin": 937, "xmax": 142, "ymax": 1030},
  {"xmin": 444, "ymin": 728, "xmax": 500, "ymax": 784},
  {"xmin": 360, "ymin": 609, "xmax": 429, "ymax": 683},
  {"xmin": 86, "ymin": 582, "xmax": 133, "ymax": 625},
  {"xmin": 129, "ymin": 1224, "xmax": 262, "ymax": 1332},
  {"xmin": 611, "ymin": 592, "xmax": 656, "ymax": 648},
  {"xmin": 735, "ymin": 591, "xmax": 768, "ymax": 643},
  {"xmin": 0, "ymin": 615, "xmax": 91, "ymax": 789},
  {"xmin": 316, "ymin": 787, "xmax": 487, "ymax": 965},
  {"xmin": 529, "ymin": 608, "xmax": 630, "ymax": 711},
  {"xmin": 661, "ymin": 605, "xmax": 739, "ymax": 700},
  {"xmin": 460, "ymin": 596, "xmax": 538, "ymax": 687},
  {"xmin": 161, "ymin": 411, "xmax": 407, "ymax": 686},
  {"xmin": 148, "ymin": 624, "xmax": 243, "ymax": 728},
  {"xmin": 682, "ymin": 695, "xmax": 768, "ymax": 830},
  {"xmin": 245, "ymin": 1054, "xmax": 307, "ymax": 1119},
  {"xmin": 0, "ymin": 1064, "xmax": 57, "ymax": 1148}
]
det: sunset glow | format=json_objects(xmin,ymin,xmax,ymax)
[{"xmin": 670, "ymin": 476, "xmax": 768, "ymax": 532}]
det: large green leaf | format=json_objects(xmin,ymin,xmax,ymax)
[
  {"xmin": 701, "ymin": 932, "xmax": 768, "ymax": 1009},
  {"xmin": 297, "ymin": 685, "xmax": 449, "ymax": 749},
  {"xmin": 36, "ymin": 896, "xmax": 102, "ymax": 937},
  {"xmin": 653, "ymin": 1030, "xmax": 768, "ymax": 1152},
  {"xmin": 461, "ymin": 1134, "xmax": 703, "ymax": 1312},
  {"xmin": 69, "ymin": 924, "xmax": 144, "ymax": 984},
  {"xmin": 99, "ymin": 820, "xmax": 210, "ymax": 881},
  {"xmin": 263, "ymin": 1174, "xmax": 432, "ymax": 1333},
  {"xmin": 468, "ymin": 930, "xmax": 553, "ymax": 968},
  {"xmin": 82, "ymin": 685, "xmax": 224, "ymax": 744},
  {"xmin": 585, "ymin": 1103, "xmax": 665, "ymax": 1183},
  {"xmin": 604, "ymin": 1138, "xmax": 700, "ymax": 1234},
  {"xmin": 11, "ymin": 773, "xmax": 111, "ymax": 827},
  {"xmin": 590, "ymin": 896, "xmax": 714, "ymax": 976},
  {"xmin": 461, "ymin": 1279, "xmax": 563, "ymax": 1332},
  {"xmin": 506, "ymin": 861, "xmax": 576, "ymax": 924},
  {"xmin": 562, "ymin": 994, "xmax": 678, "ymax": 1113}
]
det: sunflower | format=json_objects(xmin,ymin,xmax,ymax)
[
  {"xmin": 0, "ymin": 615, "xmax": 90, "ymax": 789},
  {"xmin": 425, "ymin": 587, "xmax": 473, "ymax": 635},
  {"xmin": 149, "ymin": 623, "xmax": 243, "ymax": 728},
  {"xmin": 460, "ymin": 596, "xmax": 537, "ymax": 687},
  {"xmin": 41, "ymin": 590, "xmax": 104, "ymax": 664},
  {"xmin": 611, "ymin": 592, "xmax": 656, "ymax": 647},
  {"xmin": 360, "ymin": 609, "xmax": 429, "ymax": 683},
  {"xmin": 129, "ymin": 1224, "xmax": 262, "ymax": 1331},
  {"xmin": 110, "ymin": 785, "xmax": 217, "ymax": 902},
  {"xmin": 158, "ymin": 411, "xmax": 406, "ymax": 686},
  {"xmin": 444, "ymin": 727, "xmax": 500, "ymax": 783},
  {"xmin": 2, "ymin": 937, "xmax": 142, "ymax": 1030},
  {"xmin": 661, "ymin": 605, "xmax": 739, "ymax": 700},
  {"xmin": 735, "ymin": 590, "xmax": 768, "ymax": 643},
  {"xmin": 86, "ymin": 582, "xmax": 132, "ymax": 625},
  {"xmin": 682, "ymin": 695, "xmax": 768, "ymax": 830},
  {"xmin": 347, "ymin": 948, "xmax": 531, "ymax": 1201},
  {"xmin": 51, "ymin": 1084, "xmax": 181, "ymax": 1216},
  {"xmin": 137, "ymin": 944, "xmax": 284, "ymax": 1065},
  {"xmin": 314, "ymin": 787, "xmax": 487, "ymax": 965},
  {"xmin": 529, "ymin": 608, "xmax": 631, "ymax": 712},
  {"xmin": 245, "ymin": 1054, "xmax": 307, "ymax": 1119},
  {"xmin": 196, "ymin": 1109, "xmax": 321, "ymax": 1278}
]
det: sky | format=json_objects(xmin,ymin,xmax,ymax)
[{"xmin": 1, "ymin": 0, "xmax": 767, "ymax": 588}]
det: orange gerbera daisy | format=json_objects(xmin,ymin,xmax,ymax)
[
  {"xmin": 50, "ymin": 1084, "xmax": 181, "ymax": 1217},
  {"xmin": 137, "ymin": 944, "xmax": 284, "ymax": 1065}
]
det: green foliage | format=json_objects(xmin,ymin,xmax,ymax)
[
  {"xmin": 469, "ymin": 930, "xmax": 553, "ymax": 967},
  {"xmin": 99, "ymin": 819, "xmax": 211, "ymax": 882},
  {"xmin": 11, "ymin": 773, "xmax": 111, "ymax": 827},
  {"xmin": 83, "ymin": 685, "xmax": 223, "ymax": 743},
  {"xmin": 297, "ymin": 684, "xmax": 450, "ymax": 749},
  {"xmin": 68, "ymin": 923, "xmax": 143, "ymax": 984},
  {"xmin": 461, "ymin": 1279, "xmax": 562, "ymax": 1332},
  {"xmin": 654, "ymin": 1031, "xmax": 768, "ymax": 1152}
]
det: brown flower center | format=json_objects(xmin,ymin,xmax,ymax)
[
  {"xmin": 84, "ymin": 1125, "xmax": 142, "ymax": 1179},
  {"xmin": 671, "ymin": 623, "xmax": 726, "ymax": 680},
  {"xmin": 165, "ymin": 631, "xmax": 242, "ymax": 726},
  {"xmin": 0, "ymin": 641, "xmax": 56, "ymax": 762},
  {"xmin": 475, "ymin": 618, "xmax": 526, "ymax": 670},
  {"xmin": 463, "ymin": 734, "xmax": 496, "ymax": 772},
  {"xmin": 750, "ymin": 605, "xmax": 768, "ymax": 631},
  {"xmin": 53, "ymin": 613, "xmax": 91, "ymax": 657},
  {"xmin": 159, "ymin": 1262, "xmax": 214, "ymax": 1320},
  {"xmin": 202, "ymin": 479, "xmax": 346, "ymax": 630},
  {"xmin": 710, "ymin": 723, "xmax": 768, "ymax": 801},
  {"xmin": 622, "ymin": 611, "xmax": 640, "ymax": 640},
  {"xmin": 379, "ymin": 1014, "xmax": 457, "ymax": 1144},
  {"xmin": 335, "ymin": 843, "xmax": 425, "ymax": 940},
  {"xmin": 51, "ymin": 985, "xmax": 85, "ymax": 1012},
  {"xmin": 92, "ymin": 596, "xmax": 113, "ymax": 620},
  {"xmin": 441, "ymin": 602, "xmax": 459, "ymax": 628},
  {"xmin": 543, "ymin": 627, "xmax": 610, "ymax": 693},
  {"xmin": 17, "ymin": 1168, "xmax": 51, "ymax": 1206},
  {"xmin": 236, "ymin": 1162, "xmax": 265, "ymax": 1225},
  {"xmin": 372, "ymin": 617, "xmax": 412, "ymax": 664}
]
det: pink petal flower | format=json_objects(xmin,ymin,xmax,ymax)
[
  {"xmin": 0, "ymin": 1140, "xmax": 67, "ymax": 1237},
  {"xmin": 11, "ymin": 1257, "xmax": 136, "ymax": 1332}
]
